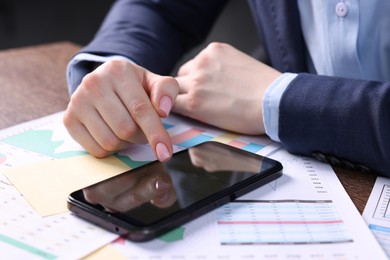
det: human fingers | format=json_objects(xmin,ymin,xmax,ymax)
[
  {"xmin": 172, "ymin": 76, "xmax": 201, "ymax": 120},
  {"xmin": 63, "ymin": 108, "xmax": 128, "ymax": 158},
  {"xmin": 177, "ymin": 58, "xmax": 194, "ymax": 77},
  {"xmin": 147, "ymin": 75, "xmax": 179, "ymax": 118},
  {"xmin": 106, "ymin": 61, "xmax": 178, "ymax": 161},
  {"xmin": 188, "ymin": 147, "xmax": 222, "ymax": 172},
  {"xmin": 177, "ymin": 43, "xmax": 218, "ymax": 77},
  {"xmin": 64, "ymin": 69, "xmax": 140, "ymax": 157},
  {"xmin": 188, "ymin": 147, "xmax": 209, "ymax": 167},
  {"xmin": 102, "ymin": 169, "xmax": 176, "ymax": 211},
  {"xmin": 120, "ymin": 179, "xmax": 175, "ymax": 211},
  {"xmin": 149, "ymin": 176, "xmax": 177, "ymax": 208},
  {"xmin": 174, "ymin": 42, "xmax": 281, "ymax": 135},
  {"xmin": 63, "ymin": 91, "xmax": 131, "ymax": 157},
  {"xmin": 132, "ymin": 166, "xmax": 176, "ymax": 208},
  {"xmin": 72, "ymin": 60, "xmax": 177, "ymax": 161},
  {"xmin": 90, "ymin": 67, "xmax": 148, "ymax": 145},
  {"xmin": 83, "ymin": 173, "xmax": 139, "ymax": 206}
]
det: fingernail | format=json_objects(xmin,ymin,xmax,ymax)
[
  {"xmin": 156, "ymin": 142, "xmax": 170, "ymax": 161},
  {"xmin": 159, "ymin": 96, "xmax": 172, "ymax": 117}
]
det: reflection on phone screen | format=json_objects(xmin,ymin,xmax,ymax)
[{"xmin": 79, "ymin": 142, "xmax": 276, "ymax": 227}]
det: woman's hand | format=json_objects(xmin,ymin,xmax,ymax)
[
  {"xmin": 63, "ymin": 60, "xmax": 179, "ymax": 161},
  {"xmin": 174, "ymin": 42, "xmax": 281, "ymax": 135}
]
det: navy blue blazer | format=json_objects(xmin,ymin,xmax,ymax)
[{"xmin": 80, "ymin": 0, "xmax": 390, "ymax": 176}]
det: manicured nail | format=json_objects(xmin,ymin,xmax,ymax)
[
  {"xmin": 159, "ymin": 96, "xmax": 172, "ymax": 117},
  {"xmin": 156, "ymin": 142, "xmax": 170, "ymax": 161}
]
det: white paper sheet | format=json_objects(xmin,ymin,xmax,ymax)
[
  {"xmin": 0, "ymin": 112, "xmax": 386, "ymax": 259},
  {"xmin": 0, "ymin": 112, "xmax": 274, "ymax": 259},
  {"xmin": 110, "ymin": 147, "xmax": 387, "ymax": 259},
  {"xmin": 363, "ymin": 176, "xmax": 390, "ymax": 258}
]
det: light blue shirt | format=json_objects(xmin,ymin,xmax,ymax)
[
  {"xmin": 67, "ymin": 53, "xmax": 134, "ymax": 95},
  {"xmin": 67, "ymin": 1, "xmax": 390, "ymax": 141},
  {"xmin": 264, "ymin": 0, "xmax": 390, "ymax": 141}
]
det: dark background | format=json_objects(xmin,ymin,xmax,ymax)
[{"xmin": 0, "ymin": 0, "xmax": 260, "ymax": 59}]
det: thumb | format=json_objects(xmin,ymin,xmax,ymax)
[{"xmin": 143, "ymin": 71, "xmax": 179, "ymax": 118}]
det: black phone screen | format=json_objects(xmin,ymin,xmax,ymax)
[{"xmin": 68, "ymin": 141, "xmax": 282, "ymax": 240}]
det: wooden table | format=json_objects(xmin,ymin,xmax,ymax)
[
  {"xmin": 0, "ymin": 42, "xmax": 378, "ymax": 213},
  {"xmin": 0, "ymin": 42, "xmax": 76, "ymax": 127}
]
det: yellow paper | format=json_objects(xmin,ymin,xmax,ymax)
[
  {"xmin": 82, "ymin": 244, "xmax": 127, "ymax": 260},
  {"xmin": 3, "ymin": 155, "xmax": 130, "ymax": 216}
]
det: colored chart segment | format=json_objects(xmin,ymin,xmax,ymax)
[
  {"xmin": 1, "ymin": 130, "xmax": 87, "ymax": 159},
  {"xmin": 364, "ymin": 181, "xmax": 390, "ymax": 258},
  {"xmin": 369, "ymin": 224, "xmax": 390, "ymax": 256},
  {"xmin": 0, "ymin": 153, "xmax": 6, "ymax": 164},
  {"xmin": 114, "ymin": 154, "xmax": 148, "ymax": 169},
  {"xmin": 158, "ymin": 227, "xmax": 185, "ymax": 243},
  {"xmin": 0, "ymin": 233, "xmax": 56, "ymax": 260},
  {"xmin": 216, "ymin": 200, "xmax": 352, "ymax": 245},
  {"xmin": 213, "ymin": 133, "xmax": 265, "ymax": 152},
  {"xmin": 169, "ymin": 127, "xmax": 266, "ymax": 154},
  {"xmin": 212, "ymin": 133, "xmax": 243, "ymax": 145},
  {"xmin": 241, "ymin": 143, "xmax": 264, "ymax": 153},
  {"xmin": 171, "ymin": 128, "xmax": 213, "ymax": 148}
]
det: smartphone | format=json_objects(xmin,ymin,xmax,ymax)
[{"xmin": 67, "ymin": 141, "xmax": 283, "ymax": 242}]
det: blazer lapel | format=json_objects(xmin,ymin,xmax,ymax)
[{"xmin": 247, "ymin": 0, "xmax": 308, "ymax": 73}]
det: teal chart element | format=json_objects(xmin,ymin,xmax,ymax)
[
  {"xmin": 114, "ymin": 154, "xmax": 149, "ymax": 169},
  {"xmin": 1, "ymin": 129, "xmax": 147, "ymax": 169},
  {"xmin": 158, "ymin": 227, "xmax": 185, "ymax": 243},
  {"xmin": 1, "ymin": 130, "xmax": 87, "ymax": 159}
]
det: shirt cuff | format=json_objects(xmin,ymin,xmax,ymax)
[
  {"xmin": 262, "ymin": 73, "xmax": 298, "ymax": 142},
  {"xmin": 66, "ymin": 53, "xmax": 134, "ymax": 95}
]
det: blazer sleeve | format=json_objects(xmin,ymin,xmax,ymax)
[
  {"xmin": 78, "ymin": 0, "xmax": 228, "ymax": 75},
  {"xmin": 279, "ymin": 73, "xmax": 390, "ymax": 176}
]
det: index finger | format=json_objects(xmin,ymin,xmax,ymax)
[{"xmin": 108, "ymin": 63, "xmax": 178, "ymax": 161}]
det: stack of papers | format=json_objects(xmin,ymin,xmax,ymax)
[{"xmin": 0, "ymin": 112, "xmax": 386, "ymax": 259}]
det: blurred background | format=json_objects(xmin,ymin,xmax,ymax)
[
  {"xmin": 0, "ymin": 0, "xmax": 260, "ymax": 58},
  {"xmin": 0, "ymin": 0, "xmax": 114, "ymax": 49}
]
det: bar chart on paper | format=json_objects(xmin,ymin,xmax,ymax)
[
  {"xmin": 0, "ymin": 112, "xmax": 386, "ymax": 259},
  {"xmin": 116, "ymin": 114, "xmax": 275, "ymax": 166},
  {"xmin": 372, "ymin": 184, "xmax": 390, "ymax": 221},
  {"xmin": 163, "ymin": 115, "xmax": 271, "ymax": 153},
  {"xmin": 110, "ymin": 148, "xmax": 387, "ymax": 260},
  {"xmin": 363, "ymin": 178, "xmax": 390, "ymax": 258},
  {"xmin": 0, "ymin": 111, "xmax": 278, "ymax": 259},
  {"xmin": 216, "ymin": 199, "xmax": 352, "ymax": 245}
]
